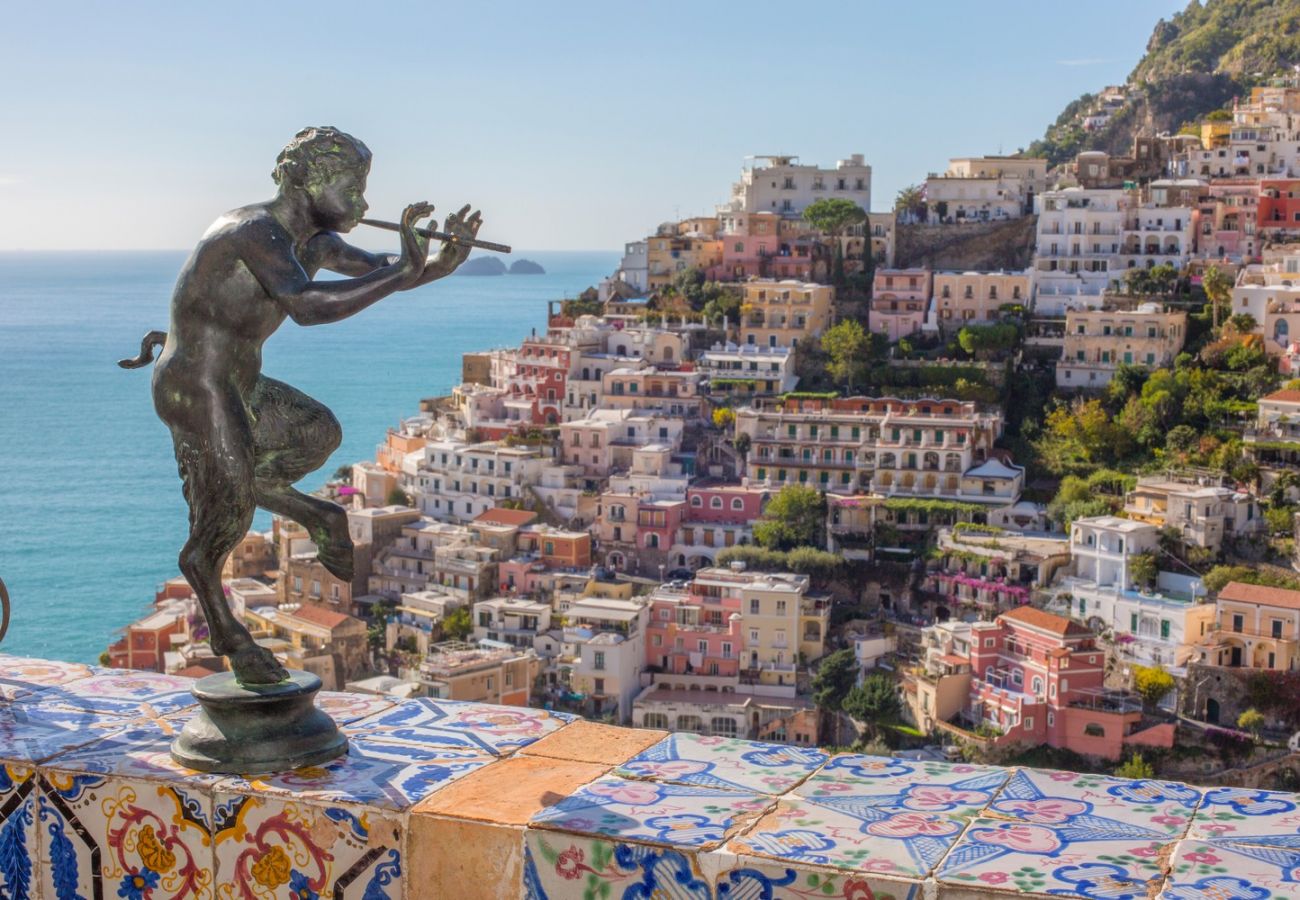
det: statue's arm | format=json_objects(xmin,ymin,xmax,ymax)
[
  {"xmin": 241, "ymin": 221, "xmax": 416, "ymax": 326},
  {"xmin": 308, "ymin": 232, "xmax": 397, "ymax": 276}
]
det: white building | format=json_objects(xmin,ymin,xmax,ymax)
[
  {"xmin": 613, "ymin": 240, "xmax": 649, "ymax": 294},
  {"xmin": 411, "ymin": 440, "xmax": 547, "ymax": 523},
  {"xmin": 696, "ymin": 343, "xmax": 798, "ymax": 395},
  {"xmin": 1055, "ymin": 574, "xmax": 1210, "ymax": 671},
  {"xmin": 717, "ymin": 154, "xmax": 871, "ymax": 219},
  {"xmin": 1121, "ymin": 205, "xmax": 1195, "ymax": 272},
  {"xmin": 472, "ymin": 597, "xmax": 553, "ymax": 649},
  {"xmin": 924, "ymin": 156, "xmax": 1047, "ymax": 223},
  {"xmin": 1032, "ymin": 188, "xmax": 1130, "ymax": 314},
  {"xmin": 1069, "ymin": 515, "xmax": 1161, "ymax": 588}
]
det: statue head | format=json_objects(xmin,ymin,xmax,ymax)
[{"xmin": 272, "ymin": 127, "xmax": 372, "ymax": 194}]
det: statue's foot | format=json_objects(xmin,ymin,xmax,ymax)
[
  {"xmin": 228, "ymin": 643, "xmax": 290, "ymax": 686},
  {"xmin": 316, "ymin": 538, "xmax": 354, "ymax": 583}
]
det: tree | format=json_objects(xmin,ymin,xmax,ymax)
[
  {"xmin": 1203, "ymin": 264, "xmax": 1232, "ymax": 330},
  {"xmin": 1132, "ymin": 665, "xmax": 1176, "ymax": 711},
  {"xmin": 367, "ymin": 600, "xmax": 396, "ymax": 657},
  {"xmin": 957, "ymin": 323, "xmax": 1019, "ymax": 358},
  {"xmin": 843, "ymin": 673, "xmax": 900, "ymax": 731},
  {"xmin": 803, "ymin": 199, "xmax": 867, "ymax": 289},
  {"xmin": 812, "ymin": 649, "xmax": 858, "ymax": 713},
  {"xmin": 442, "ymin": 605, "xmax": 472, "ymax": 641},
  {"xmin": 712, "ymin": 407, "xmax": 736, "ymax": 430},
  {"xmin": 1114, "ymin": 753, "xmax": 1155, "ymax": 779},
  {"xmin": 821, "ymin": 319, "xmax": 868, "ymax": 392},
  {"xmin": 893, "ymin": 184, "xmax": 926, "ymax": 222},
  {"xmin": 386, "ymin": 485, "xmax": 412, "ymax": 506},
  {"xmin": 1238, "ymin": 708, "xmax": 1266, "ymax": 741},
  {"xmin": 753, "ymin": 484, "xmax": 828, "ymax": 551},
  {"xmin": 332, "ymin": 464, "xmax": 354, "ymax": 482}
]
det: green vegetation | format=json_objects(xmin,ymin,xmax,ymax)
[
  {"xmin": 714, "ymin": 545, "xmax": 844, "ymax": 580},
  {"xmin": 843, "ymin": 673, "xmax": 902, "ymax": 737},
  {"xmin": 1237, "ymin": 707, "xmax": 1266, "ymax": 741},
  {"xmin": 385, "ymin": 486, "xmax": 412, "ymax": 507},
  {"xmin": 1114, "ymin": 753, "xmax": 1156, "ymax": 780},
  {"xmin": 753, "ymin": 485, "xmax": 828, "ymax": 551},
  {"xmin": 812, "ymin": 649, "xmax": 858, "ymax": 713},
  {"xmin": 893, "ymin": 184, "xmax": 926, "ymax": 222},
  {"xmin": 1132, "ymin": 665, "xmax": 1176, "ymax": 710},
  {"xmin": 1202, "ymin": 565, "xmax": 1300, "ymax": 593},
  {"xmin": 442, "ymin": 605, "xmax": 472, "ymax": 641},
  {"xmin": 821, "ymin": 319, "xmax": 869, "ymax": 392}
]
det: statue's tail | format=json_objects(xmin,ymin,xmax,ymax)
[{"xmin": 118, "ymin": 330, "xmax": 168, "ymax": 369}]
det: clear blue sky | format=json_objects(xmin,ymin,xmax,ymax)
[{"xmin": 0, "ymin": 1, "xmax": 1187, "ymax": 252}]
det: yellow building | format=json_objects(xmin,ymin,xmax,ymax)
[
  {"xmin": 647, "ymin": 234, "xmax": 724, "ymax": 290},
  {"xmin": 1200, "ymin": 120, "xmax": 1232, "ymax": 150},
  {"xmin": 1195, "ymin": 582, "xmax": 1300, "ymax": 671},
  {"xmin": 739, "ymin": 279, "xmax": 834, "ymax": 349},
  {"xmin": 415, "ymin": 639, "xmax": 540, "ymax": 705},
  {"xmin": 1057, "ymin": 303, "xmax": 1187, "ymax": 389}
]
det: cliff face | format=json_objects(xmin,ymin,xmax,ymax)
[
  {"xmin": 894, "ymin": 217, "xmax": 1037, "ymax": 272},
  {"xmin": 1029, "ymin": 0, "xmax": 1300, "ymax": 167}
]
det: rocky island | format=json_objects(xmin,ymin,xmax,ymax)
[
  {"xmin": 454, "ymin": 256, "xmax": 508, "ymax": 276},
  {"xmin": 509, "ymin": 258, "xmax": 546, "ymax": 275}
]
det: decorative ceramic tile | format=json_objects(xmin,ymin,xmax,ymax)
[
  {"xmin": 344, "ymin": 698, "xmax": 571, "ymax": 756},
  {"xmin": 214, "ymin": 735, "xmax": 493, "ymax": 811},
  {"xmin": 524, "ymin": 830, "xmax": 712, "ymax": 899},
  {"xmin": 728, "ymin": 794, "xmax": 965, "ymax": 879},
  {"xmin": 987, "ymin": 768, "xmax": 1202, "ymax": 835},
  {"xmin": 212, "ymin": 790, "xmax": 402, "ymax": 900},
  {"xmin": 1188, "ymin": 787, "xmax": 1300, "ymax": 845},
  {"xmin": 18, "ymin": 670, "xmax": 198, "ymax": 717},
  {"xmin": 937, "ymin": 815, "xmax": 1171, "ymax": 898},
  {"xmin": 36, "ymin": 769, "xmax": 215, "ymax": 900},
  {"xmin": 796, "ymin": 754, "xmax": 1008, "ymax": 824},
  {"xmin": 1161, "ymin": 837, "xmax": 1300, "ymax": 900},
  {"xmin": 0, "ymin": 764, "xmax": 40, "ymax": 900},
  {"xmin": 714, "ymin": 855, "xmax": 923, "ymax": 900},
  {"xmin": 530, "ymin": 775, "xmax": 770, "ymax": 849},
  {"xmin": 40, "ymin": 721, "xmax": 221, "ymax": 784},
  {"xmin": 0, "ymin": 653, "xmax": 96, "ymax": 701},
  {"xmin": 616, "ymin": 733, "xmax": 827, "ymax": 794},
  {"xmin": 314, "ymin": 690, "xmax": 394, "ymax": 725},
  {"xmin": 0, "ymin": 703, "xmax": 118, "ymax": 763}
]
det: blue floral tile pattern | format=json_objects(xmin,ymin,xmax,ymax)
[
  {"xmin": 1189, "ymin": 787, "xmax": 1300, "ymax": 845},
  {"xmin": 216, "ymin": 735, "xmax": 494, "ymax": 811},
  {"xmin": 616, "ymin": 733, "xmax": 827, "ymax": 794},
  {"xmin": 0, "ymin": 654, "xmax": 96, "ymax": 701},
  {"xmin": 38, "ymin": 722, "xmax": 221, "ymax": 783},
  {"xmin": 343, "ymin": 698, "xmax": 570, "ymax": 755},
  {"xmin": 15, "ymin": 670, "xmax": 197, "ymax": 717},
  {"xmin": 525, "ymin": 832, "xmax": 712, "ymax": 899},
  {"xmin": 989, "ymin": 768, "xmax": 1201, "ymax": 834},
  {"xmin": 529, "ymin": 775, "xmax": 771, "ymax": 849},
  {"xmin": 1161, "ymin": 838, "xmax": 1300, "ymax": 900},
  {"xmin": 0, "ymin": 703, "xmax": 120, "ymax": 763},
  {"xmin": 714, "ymin": 856, "xmax": 923, "ymax": 899},
  {"xmin": 314, "ymin": 690, "xmax": 394, "ymax": 725},
  {"xmin": 796, "ymin": 754, "xmax": 1009, "ymax": 824},
  {"xmin": 729, "ymin": 793, "xmax": 967, "ymax": 879},
  {"xmin": 0, "ymin": 763, "xmax": 40, "ymax": 900}
]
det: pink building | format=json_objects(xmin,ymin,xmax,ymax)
[
  {"xmin": 715, "ymin": 213, "xmax": 781, "ymax": 281},
  {"xmin": 964, "ymin": 606, "xmax": 1173, "ymax": 760},
  {"xmin": 510, "ymin": 339, "xmax": 571, "ymax": 425},
  {"xmin": 871, "ymin": 268, "xmax": 932, "ymax": 341},
  {"xmin": 646, "ymin": 585, "xmax": 744, "ymax": 677},
  {"xmin": 1197, "ymin": 179, "xmax": 1259, "ymax": 262},
  {"xmin": 684, "ymin": 482, "xmax": 767, "ymax": 523}
]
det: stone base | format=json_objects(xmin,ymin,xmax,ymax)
[{"xmin": 171, "ymin": 670, "xmax": 348, "ymax": 774}]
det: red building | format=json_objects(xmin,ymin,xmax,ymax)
[
  {"xmin": 964, "ymin": 607, "xmax": 1173, "ymax": 760},
  {"xmin": 514, "ymin": 339, "xmax": 571, "ymax": 425},
  {"xmin": 1258, "ymin": 179, "xmax": 1300, "ymax": 235},
  {"xmin": 106, "ymin": 606, "xmax": 189, "ymax": 673}
]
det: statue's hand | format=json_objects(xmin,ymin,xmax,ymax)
[
  {"xmin": 397, "ymin": 201, "xmax": 434, "ymax": 285},
  {"xmin": 431, "ymin": 204, "xmax": 483, "ymax": 274}
]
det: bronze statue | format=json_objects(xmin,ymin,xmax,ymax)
[{"xmin": 122, "ymin": 126, "xmax": 483, "ymax": 687}]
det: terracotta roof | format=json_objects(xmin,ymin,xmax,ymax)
[
  {"xmin": 175, "ymin": 665, "xmax": 221, "ymax": 680},
  {"xmin": 474, "ymin": 508, "xmax": 538, "ymax": 527},
  {"xmin": 285, "ymin": 604, "xmax": 357, "ymax": 630},
  {"xmin": 1218, "ymin": 581, "xmax": 1300, "ymax": 611},
  {"xmin": 999, "ymin": 605, "xmax": 1092, "ymax": 637},
  {"xmin": 1261, "ymin": 389, "xmax": 1300, "ymax": 405}
]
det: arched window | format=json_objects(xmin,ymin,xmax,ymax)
[
  {"xmin": 1275, "ymin": 319, "xmax": 1290, "ymax": 343},
  {"xmin": 643, "ymin": 713, "xmax": 668, "ymax": 729},
  {"xmin": 676, "ymin": 715, "xmax": 702, "ymax": 732},
  {"xmin": 731, "ymin": 497, "xmax": 744, "ymax": 510},
  {"xmin": 710, "ymin": 717, "xmax": 737, "ymax": 737},
  {"xmin": 711, "ymin": 497, "xmax": 723, "ymax": 509},
  {"xmin": 690, "ymin": 495, "xmax": 703, "ymax": 507}
]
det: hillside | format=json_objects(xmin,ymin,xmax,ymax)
[
  {"xmin": 894, "ymin": 217, "xmax": 1037, "ymax": 272},
  {"xmin": 1028, "ymin": 0, "xmax": 1300, "ymax": 167}
]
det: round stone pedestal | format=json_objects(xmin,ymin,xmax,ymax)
[{"xmin": 171, "ymin": 670, "xmax": 348, "ymax": 774}]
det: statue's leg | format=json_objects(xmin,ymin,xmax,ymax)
[
  {"xmin": 250, "ymin": 377, "xmax": 354, "ymax": 581},
  {"xmin": 173, "ymin": 415, "xmax": 289, "ymax": 686}
]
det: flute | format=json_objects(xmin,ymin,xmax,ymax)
[{"xmin": 359, "ymin": 218, "xmax": 512, "ymax": 254}]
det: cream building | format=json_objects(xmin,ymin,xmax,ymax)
[
  {"xmin": 925, "ymin": 156, "xmax": 1047, "ymax": 222},
  {"xmin": 1123, "ymin": 474, "xmax": 1262, "ymax": 552},
  {"xmin": 717, "ymin": 154, "xmax": 871, "ymax": 218},
  {"xmin": 1194, "ymin": 582, "xmax": 1300, "ymax": 671},
  {"xmin": 1057, "ymin": 303, "xmax": 1187, "ymax": 389},
  {"xmin": 928, "ymin": 270, "xmax": 1031, "ymax": 332},
  {"xmin": 1033, "ymin": 188, "xmax": 1130, "ymax": 313}
]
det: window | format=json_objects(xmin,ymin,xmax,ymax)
[
  {"xmin": 776, "ymin": 600, "xmax": 787, "ymax": 615},
  {"xmin": 1232, "ymin": 614, "xmax": 1244, "ymax": 633},
  {"xmin": 1047, "ymin": 712, "xmax": 1055, "ymax": 727},
  {"xmin": 1273, "ymin": 619, "xmax": 1284, "ymax": 639},
  {"xmin": 731, "ymin": 498, "xmax": 744, "ymax": 510},
  {"xmin": 711, "ymin": 497, "xmax": 723, "ymax": 509},
  {"xmin": 1083, "ymin": 723, "xmax": 1105, "ymax": 737},
  {"xmin": 749, "ymin": 599, "xmax": 761, "ymax": 615},
  {"xmin": 1160, "ymin": 620, "xmax": 1171, "ymax": 640},
  {"xmin": 593, "ymin": 651, "xmax": 605, "ymax": 670},
  {"xmin": 984, "ymin": 638, "xmax": 995, "ymax": 647},
  {"xmin": 691, "ymin": 495, "xmax": 703, "ymax": 507},
  {"xmin": 1024, "ymin": 716, "xmax": 1034, "ymax": 730}
]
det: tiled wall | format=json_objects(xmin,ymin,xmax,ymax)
[{"xmin": 1, "ymin": 652, "xmax": 1298, "ymax": 899}]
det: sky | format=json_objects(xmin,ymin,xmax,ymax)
[{"xmin": 0, "ymin": 1, "xmax": 1189, "ymax": 253}]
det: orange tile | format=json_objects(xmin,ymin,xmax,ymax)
[
  {"xmin": 406, "ymin": 817, "xmax": 522, "ymax": 900},
  {"xmin": 520, "ymin": 720, "xmax": 668, "ymax": 766},
  {"xmin": 413, "ymin": 754, "xmax": 607, "ymax": 825}
]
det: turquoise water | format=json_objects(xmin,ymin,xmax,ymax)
[{"xmin": 0, "ymin": 250, "xmax": 617, "ymax": 663}]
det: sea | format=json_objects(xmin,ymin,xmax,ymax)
[{"xmin": 0, "ymin": 249, "xmax": 618, "ymax": 664}]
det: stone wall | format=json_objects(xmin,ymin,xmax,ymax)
[{"xmin": 2, "ymin": 652, "xmax": 1299, "ymax": 899}]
